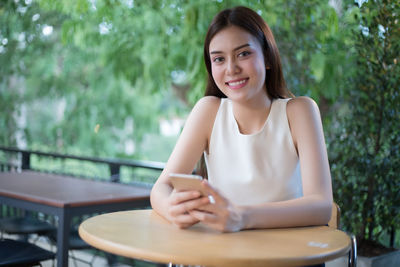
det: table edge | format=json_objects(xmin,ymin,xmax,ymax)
[{"xmin": 79, "ymin": 210, "xmax": 352, "ymax": 267}]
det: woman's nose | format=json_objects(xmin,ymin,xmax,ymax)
[{"xmin": 226, "ymin": 58, "xmax": 240, "ymax": 75}]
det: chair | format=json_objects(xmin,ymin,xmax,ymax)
[
  {"xmin": 45, "ymin": 229, "xmax": 98, "ymax": 267},
  {"xmin": 0, "ymin": 216, "xmax": 56, "ymax": 244},
  {"xmin": 329, "ymin": 202, "xmax": 357, "ymax": 267},
  {"xmin": 0, "ymin": 216, "xmax": 56, "ymax": 238},
  {"xmin": 0, "ymin": 238, "xmax": 55, "ymax": 266},
  {"xmin": 328, "ymin": 202, "xmax": 341, "ymax": 229}
]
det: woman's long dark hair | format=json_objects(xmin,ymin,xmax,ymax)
[{"xmin": 203, "ymin": 6, "xmax": 291, "ymax": 99}]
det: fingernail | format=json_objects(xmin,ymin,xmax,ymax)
[{"xmin": 208, "ymin": 195, "xmax": 215, "ymax": 204}]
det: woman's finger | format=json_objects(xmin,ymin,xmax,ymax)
[
  {"xmin": 169, "ymin": 196, "xmax": 209, "ymax": 217},
  {"xmin": 175, "ymin": 214, "xmax": 195, "ymax": 223},
  {"xmin": 194, "ymin": 202, "xmax": 219, "ymax": 214},
  {"xmin": 189, "ymin": 210, "xmax": 218, "ymax": 223},
  {"xmin": 170, "ymin": 190, "xmax": 201, "ymax": 205},
  {"xmin": 174, "ymin": 213, "xmax": 200, "ymax": 225},
  {"xmin": 201, "ymin": 180, "xmax": 227, "ymax": 204}
]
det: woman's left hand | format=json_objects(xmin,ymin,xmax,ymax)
[{"xmin": 189, "ymin": 180, "xmax": 244, "ymax": 232}]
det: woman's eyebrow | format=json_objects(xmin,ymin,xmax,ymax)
[{"xmin": 210, "ymin": 43, "xmax": 250, "ymax": 54}]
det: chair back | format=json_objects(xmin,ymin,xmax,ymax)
[
  {"xmin": 328, "ymin": 202, "xmax": 358, "ymax": 267},
  {"xmin": 328, "ymin": 202, "xmax": 340, "ymax": 229},
  {"xmin": 0, "ymin": 239, "xmax": 55, "ymax": 266}
]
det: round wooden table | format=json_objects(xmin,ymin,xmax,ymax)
[{"xmin": 79, "ymin": 209, "xmax": 351, "ymax": 266}]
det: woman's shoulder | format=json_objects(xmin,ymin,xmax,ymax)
[
  {"xmin": 286, "ymin": 96, "xmax": 320, "ymax": 118},
  {"xmin": 193, "ymin": 96, "xmax": 222, "ymax": 116},
  {"xmin": 285, "ymin": 96, "xmax": 322, "ymax": 149},
  {"xmin": 185, "ymin": 96, "xmax": 222, "ymax": 128},
  {"xmin": 197, "ymin": 95, "xmax": 222, "ymax": 107},
  {"xmin": 184, "ymin": 96, "xmax": 222, "ymax": 143}
]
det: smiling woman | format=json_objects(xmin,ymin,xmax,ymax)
[
  {"xmin": 151, "ymin": 7, "xmax": 332, "ymax": 239},
  {"xmin": 150, "ymin": 6, "xmax": 333, "ymax": 247},
  {"xmin": 134, "ymin": 12, "xmax": 332, "ymax": 260}
]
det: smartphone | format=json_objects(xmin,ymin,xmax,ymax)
[{"xmin": 169, "ymin": 173, "xmax": 207, "ymax": 196}]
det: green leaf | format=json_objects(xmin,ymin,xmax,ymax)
[{"xmin": 310, "ymin": 52, "xmax": 326, "ymax": 82}]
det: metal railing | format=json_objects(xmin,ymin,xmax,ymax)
[{"xmin": 0, "ymin": 146, "xmax": 165, "ymax": 187}]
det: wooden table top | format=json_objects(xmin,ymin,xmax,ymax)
[
  {"xmin": 0, "ymin": 171, "xmax": 151, "ymax": 208},
  {"xmin": 79, "ymin": 210, "xmax": 351, "ymax": 267}
]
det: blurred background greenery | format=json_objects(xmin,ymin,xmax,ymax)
[
  {"xmin": 0, "ymin": 0, "xmax": 399, "ymax": 254},
  {"xmin": 0, "ymin": 0, "xmax": 356, "ymax": 160}
]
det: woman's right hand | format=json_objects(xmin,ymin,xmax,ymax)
[{"xmin": 166, "ymin": 189, "xmax": 210, "ymax": 229}]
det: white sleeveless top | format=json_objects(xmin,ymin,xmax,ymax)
[{"xmin": 204, "ymin": 98, "xmax": 302, "ymax": 206}]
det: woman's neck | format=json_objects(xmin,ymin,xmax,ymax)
[{"xmin": 231, "ymin": 94, "xmax": 272, "ymax": 135}]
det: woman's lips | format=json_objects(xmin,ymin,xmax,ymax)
[{"xmin": 225, "ymin": 78, "xmax": 249, "ymax": 89}]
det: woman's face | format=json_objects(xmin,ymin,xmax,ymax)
[{"xmin": 209, "ymin": 26, "xmax": 268, "ymax": 104}]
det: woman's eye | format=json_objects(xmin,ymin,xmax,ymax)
[
  {"xmin": 213, "ymin": 57, "xmax": 224, "ymax": 63},
  {"xmin": 239, "ymin": 51, "xmax": 251, "ymax": 57}
]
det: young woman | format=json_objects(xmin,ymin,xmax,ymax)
[{"xmin": 150, "ymin": 6, "xmax": 333, "ymax": 233}]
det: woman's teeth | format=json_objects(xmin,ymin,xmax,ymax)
[{"xmin": 228, "ymin": 79, "xmax": 246, "ymax": 86}]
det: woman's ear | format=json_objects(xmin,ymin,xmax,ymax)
[
  {"xmin": 265, "ymin": 59, "xmax": 271, "ymax": 70},
  {"xmin": 264, "ymin": 55, "xmax": 271, "ymax": 69}
]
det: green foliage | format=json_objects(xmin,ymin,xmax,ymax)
[
  {"xmin": 1, "ymin": 0, "xmax": 352, "ymax": 160},
  {"xmin": 36, "ymin": 0, "xmax": 353, "ymax": 107},
  {"xmin": 1, "ymin": 0, "xmax": 182, "ymax": 158},
  {"xmin": 328, "ymin": 0, "xmax": 400, "ymax": 251},
  {"xmin": 269, "ymin": 1, "xmax": 357, "ymax": 103}
]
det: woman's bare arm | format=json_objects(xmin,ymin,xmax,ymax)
[{"xmin": 150, "ymin": 96, "xmax": 220, "ymax": 227}]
